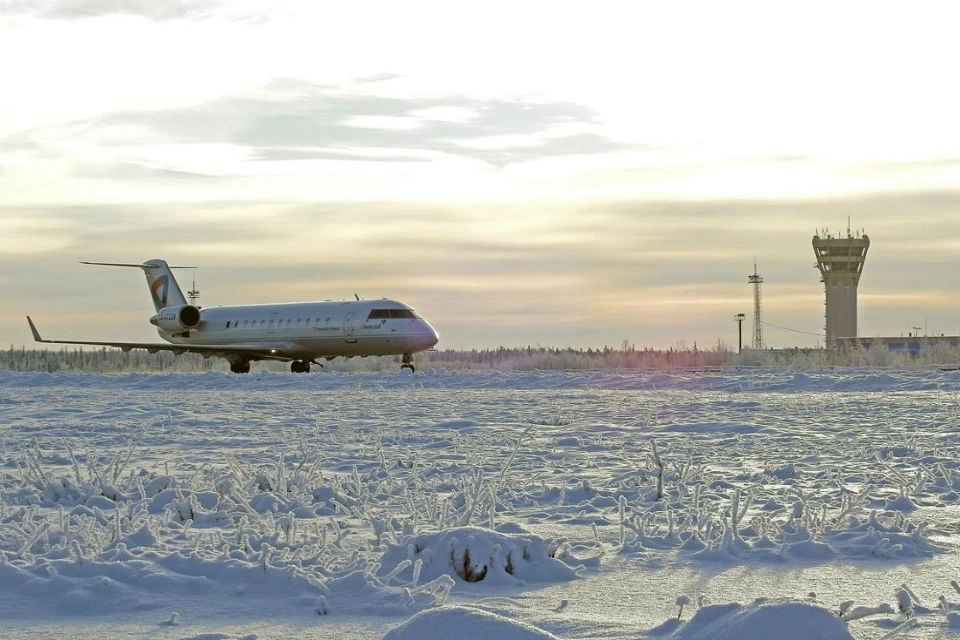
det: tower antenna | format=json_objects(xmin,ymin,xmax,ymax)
[{"xmin": 748, "ymin": 260, "xmax": 764, "ymax": 349}]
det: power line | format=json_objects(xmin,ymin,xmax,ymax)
[{"xmin": 761, "ymin": 321, "xmax": 822, "ymax": 337}]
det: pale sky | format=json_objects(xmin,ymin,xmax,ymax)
[{"xmin": 2, "ymin": 1, "xmax": 960, "ymax": 350}]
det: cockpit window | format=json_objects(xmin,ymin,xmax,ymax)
[{"xmin": 367, "ymin": 309, "xmax": 422, "ymax": 320}]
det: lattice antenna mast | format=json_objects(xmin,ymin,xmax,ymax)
[
  {"xmin": 748, "ymin": 261, "xmax": 764, "ymax": 349},
  {"xmin": 186, "ymin": 269, "xmax": 200, "ymax": 307}
]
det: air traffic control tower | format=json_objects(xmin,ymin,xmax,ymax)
[{"xmin": 813, "ymin": 227, "xmax": 869, "ymax": 348}]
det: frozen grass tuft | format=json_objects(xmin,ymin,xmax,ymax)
[
  {"xmin": 160, "ymin": 612, "xmax": 180, "ymax": 626},
  {"xmin": 379, "ymin": 527, "xmax": 583, "ymax": 587}
]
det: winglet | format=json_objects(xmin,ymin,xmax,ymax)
[{"xmin": 26, "ymin": 316, "xmax": 46, "ymax": 342}]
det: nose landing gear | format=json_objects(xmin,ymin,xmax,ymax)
[{"xmin": 400, "ymin": 352, "xmax": 416, "ymax": 373}]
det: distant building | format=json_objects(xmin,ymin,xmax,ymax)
[{"xmin": 836, "ymin": 335, "xmax": 960, "ymax": 357}]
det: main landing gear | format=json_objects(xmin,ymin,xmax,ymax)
[
  {"xmin": 401, "ymin": 352, "xmax": 416, "ymax": 373},
  {"xmin": 229, "ymin": 360, "xmax": 317, "ymax": 374},
  {"xmin": 291, "ymin": 360, "xmax": 312, "ymax": 373},
  {"xmin": 230, "ymin": 361, "xmax": 251, "ymax": 374}
]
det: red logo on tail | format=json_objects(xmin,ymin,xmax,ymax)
[{"xmin": 150, "ymin": 275, "xmax": 168, "ymax": 308}]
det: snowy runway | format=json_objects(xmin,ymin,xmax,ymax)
[{"xmin": 2, "ymin": 369, "xmax": 960, "ymax": 639}]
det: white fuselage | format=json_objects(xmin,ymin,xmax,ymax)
[{"xmin": 161, "ymin": 299, "xmax": 439, "ymax": 359}]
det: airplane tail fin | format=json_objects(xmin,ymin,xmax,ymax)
[
  {"xmin": 81, "ymin": 259, "xmax": 193, "ymax": 312},
  {"xmin": 141, "ymin": 259, "xmax": 189, "ymax": 311}
]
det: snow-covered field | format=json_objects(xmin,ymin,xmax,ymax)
[{"xmin": 2, "ymin": 368, "xmax": 960, "ymax": 639}]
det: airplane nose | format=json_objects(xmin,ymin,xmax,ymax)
[{"xmin": 422, "ymin": 321, "xmax": 439, "ymax": 348}]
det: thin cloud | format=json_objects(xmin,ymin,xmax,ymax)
[
  {"xmin": 250, "ymin": 148, "xmax": 431, "ymax": 163},
  {"xmin": 66, "ymin": 83, "xmax": 637, "ymax": 167},
  {"xmin": 74, "ymin": 162, "xmax": 232, "ymax": 182},
  {"xmin": 5, "ymin": 0, "xmax": 266, "ymax": 21}
]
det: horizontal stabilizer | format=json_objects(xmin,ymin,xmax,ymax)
[
  {"xmin": 83, "ymin": 259, "xmax": 193, "ymax": 312},
  {"xmin": 80, "ymin": 261, "xmax": 197, "ymax": 269}
]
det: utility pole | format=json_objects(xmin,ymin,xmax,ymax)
[{"xmin": 734, "ymin": 313, "xmax": 746, "ymax": 354}]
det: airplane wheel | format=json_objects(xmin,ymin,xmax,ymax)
[
  {"xmin": 401, "ymin": 363, "xmax": 415, "ymax": 373},
  {"xmin": 291, "ymin": 360, "xmax": 310, "ymax": 373},
  {"xmin": 231, "ymin": 361, "xmax": 250, "ymax": 374}
]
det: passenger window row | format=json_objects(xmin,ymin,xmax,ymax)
[{"xmin": 224, "ymin": 317, "xmax": 334, "ymax": 329}]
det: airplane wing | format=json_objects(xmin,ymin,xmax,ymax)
[{"xmin": 26, "ymin": 316, "xmax": 293, "ymax": 361}]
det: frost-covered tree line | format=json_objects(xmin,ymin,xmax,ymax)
[
  {"xmin": 3, "ymin": 342, "xmax": 960, "ymax": 372},
  {"xmin": 0, "ymin": 346, "xmax": 220, "ymax": 373},
  {"xmin": 0, "ymin": 344, "xmax": 727, "ymax": 373},
  {"xmin": 421, "ymin": 344, "xmax": 730, "ymax": 370}
]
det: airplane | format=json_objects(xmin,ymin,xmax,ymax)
[{"xmin": 26, "ymin": 259, "xmax": 440, "ymax": 373}]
